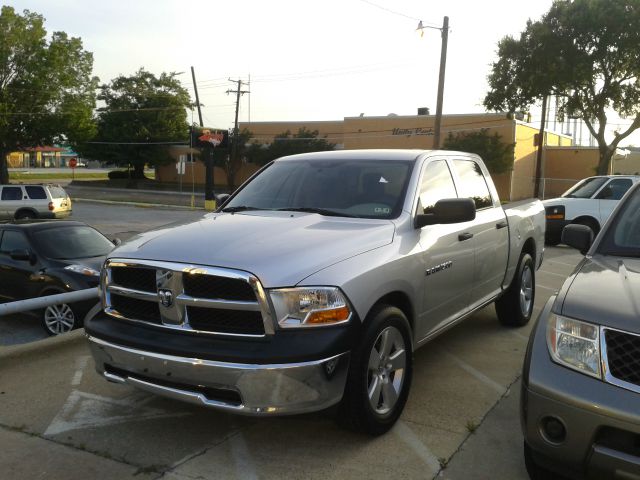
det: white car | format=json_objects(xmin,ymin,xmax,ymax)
[{"xmin": 543, "ymin": 175, "xmax": 640, "ymax": 245}]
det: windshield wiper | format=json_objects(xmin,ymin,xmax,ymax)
[
  {"xmin": 221, "ymin": 206, "xmax": 263, "ymax": 213},
  {"xmin": 276, "ymin": 207, "xmax": 356, "ymax": 218}
]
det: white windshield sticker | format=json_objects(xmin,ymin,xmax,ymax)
[{"xmin": 379, "ymin": 177, "xmax": 389, "ymax": 184}]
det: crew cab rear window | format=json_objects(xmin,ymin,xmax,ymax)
[
  {"xmin": 25, "ymin": 186, "xmax": 47, "ymax": 199},
  {"xmin": 452, "ymin": 159, "xmax": 493, "ymax": 209},
  {"xmin": 1, "ymin": 187, "xmax": 23, "ymax": 201}
]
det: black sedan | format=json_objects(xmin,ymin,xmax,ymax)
[{"xmin": 0, "ymin": 221, "xmax": 115, "ymax": 335}]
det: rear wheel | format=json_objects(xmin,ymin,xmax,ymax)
[
  {"xmin": 338, "ymin": 305, "xmax": 412, "ymax": 435},
  {"xmin": 15, "ymin": 211, "xmax": 36, "ymax": 220},
  {"xmin": 496, "ymin": 252, "xmax": 535, "ymax": 327}
]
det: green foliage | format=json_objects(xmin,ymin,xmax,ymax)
[
  {"xmin": 245, "ymin": 127, "xmax": 336, "ymax": 166},
  {"xmin": 484, "ymin": 0, "xmax": 640, "ymax": 175},
  {"xmin": 0, "ymin": 6, "xmax": 98, "ymax": 183},
  {"xmin": 83, "ymin": 69, "xmax": 191, "ymax": 179},
  {"xmin": 443, "ymin": 129, "xmax": 515, "ymax": 174}
]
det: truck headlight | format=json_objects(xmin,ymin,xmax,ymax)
[
  {"xmin": 547, "ymin": 315, "xmax": 601, "ymax": 378},
  {"xmin": 269, "ymin": 287, "xmax": 351, "ymax": 328},
  {"xmin": 64, "ymin": 264, "xmax": 100, "ymax": 277}
]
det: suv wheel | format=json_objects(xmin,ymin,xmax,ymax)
[
  {"xmin": 41, "ymin": 303, "xmax": 77, "ymax": 335},
  {"xmin": 15, "ymin": 211, "xmax": 36, "ymax": 220},
  {"xmin": 338, "ymin": 305, "xmax": 413, "ymax": 435}
]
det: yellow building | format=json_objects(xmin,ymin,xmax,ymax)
[{"xmin": 239, "ymin": 113, "xmax": 573, "ymax": 200}]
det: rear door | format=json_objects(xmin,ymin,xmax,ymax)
[
  {"xmin": 0, "ymin": 186, "xmax": 25, "ymax": 219},
  {"xmin": 416, "ymin": 158, "xmax": 474, "ymax": 340},
  {"xmin": 0, "ymin": 228, "xmax": 34, "ymax": 300},
  {"xmin": 451, "ymin": 158, "xmax": 509, "ymax": 309}
]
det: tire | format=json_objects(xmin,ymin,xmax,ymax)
[
  {"xmin": 41, "ymin": 302, "xmax": 78, "ymax": 336},
  {"xmin": 338, "ymin": 305, "xmax": 413, "ymax": 435},
  {"xmin": 495, "ymin": 252, "xmax": 535, "ymax": 327},
  {"xmin": 524, "ymin": 442, "xmax": 567, "ymax": 480},
  {"xmin": 15, "ymin": 211, "xmax": 36, "ymax": 220}
]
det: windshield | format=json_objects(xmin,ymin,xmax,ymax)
[
  {"xmin": 224, "ymin": 158, "xmax": 415, "ymax": 219},
  {"xmin": 32, "ymin": 225, "xmax": 114, "ymax": 260},
  {"xmin": 598, "ymin": 186, "xmax": 640, "ymax": 257},
  {"xmin": 562, "ymin": 177, "xmax": 608, "ymax": 199}
]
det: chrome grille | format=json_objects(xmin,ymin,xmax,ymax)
[
  {"xmin": 603, "ymin": 328, "xmax": 640, "ymax": 389},
  {"xmin": 103, "ymin": 259, "xmax": 273, "ymax": 337}
]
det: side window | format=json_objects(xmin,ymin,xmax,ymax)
[
  {"xmin": 0, "ymin": 230, "xmax": 29, "ymax": 253},
  {"xmin": 1, "ymin": 186, "xmax": 23, "ymax": 201},
  {"xmin": 596, "ymin": 178, "xmax": 633, "ymax": 200},
  {"xmin": 452, "ymin": 159, "xmax": 493, "ymax": 210},
  {"xmin": 25, "ymin": 186, "xmax": 47, "ymax": 200},
  {"xmin": 419, "ymin": 160, "xmax": 458, "ymax": 213}
]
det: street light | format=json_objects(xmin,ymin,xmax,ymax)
[{"xmin": 417, "ymin": 16, "xmax": 449, "ymax": 149}]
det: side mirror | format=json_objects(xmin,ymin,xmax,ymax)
[
  {"xmin": 10, "ymin": 249, "xmax": 34, "ymax": 263},
  {"xmin": 415, "ymin": 198, "xmax": 476, "ymax": 229},
  {"xmin": 216, "ymin": 193, "xmax": 230, "ymax": 206},
  {"xmin": 112, "ymin": 238, "xmax": 122, "ymax": 246},
  {"xmin": 562, "ymin": 224, "xmax": 593, "ymax": 254}
]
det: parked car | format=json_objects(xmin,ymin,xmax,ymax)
[
  {"xmin": 543, "ymin": 175, "xmax": 640, "ymax": 245},
  {"xmin": 85, "ymin": 149, "xmax": 545, "ymax": 435},
  {"xmin": 0, "ymin": 183, "xmax": 72, "ymax": 220},
  {"xmin": 522, "ymin": 181, "xmax": 640, "ymax": 479},
  {"xmin": 0, "ymin": 221, "xmax": 115, "ymax": 335}
]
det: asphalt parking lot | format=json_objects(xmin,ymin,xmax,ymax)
[{"xmin": 0, "ymin": 195, "xmax": 583, "ymax": 480}]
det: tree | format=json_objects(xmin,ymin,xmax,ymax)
[
  {"xmin": 484, "ymin": 0, "xmax": 640, "ymax": 175},
  {"xmin": 208, "ymin": 127, "xmax": 253, "ymax": 189},
  {"xmin": 85, "ymin": 69, "xmax": 190, "ymax": 179},
  {"xmin": 0, "ymin": 6, "xmax": 98, "ymax": 183},
  {"xmin": 245, "ymin": 127, "xmax": 335, "ymax": 166},
  {"xmin": 443, "ymin": 129, "xmax": 515, "ymax": 174}
]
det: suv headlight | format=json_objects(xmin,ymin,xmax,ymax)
[
  {"xmin": 547, "ymin": 315, "xmax": 601, "ymax": 378},
  {"xmin": 269, "ymin": 287, "xmax": 351, "ymax": 328}
]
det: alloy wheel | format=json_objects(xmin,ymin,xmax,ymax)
[{"xmin": 367, "ymin": 326, "xmax": 407, "ymax": 415}]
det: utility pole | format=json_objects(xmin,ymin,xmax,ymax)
[
  {"xmin": 534, "ymin": 95, "xmax": 548, "ymax": 199},
  {"xmin": 433, "ymin": 16, "xmax": 449, "ymax": 149},
  {"xmin": 191, "ymin": 66, "xmax": 216, "ymax": 210},
  {"xmin": 226, "ymin": 79, "xmax": 250, "ymax": 167}
]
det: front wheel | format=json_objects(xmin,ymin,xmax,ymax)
[
  {"xmin": 41, "ymin": 302, "xmax": 78, "ymax": 336},
  {"xmin": 495, "ymin": 252, "xmax": 535, "ymax": 327},
  {"xmin": 338, "ymin": 305, "xmax": 413, "ymax": 435}
]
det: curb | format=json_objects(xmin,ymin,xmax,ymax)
[
  {"xmin": 0, "ymin": 328, "xmax": 86, "ymax": 361},
  {"xmin": 73, "ymin": 198, "xmax": 205, "ymax": 211}
]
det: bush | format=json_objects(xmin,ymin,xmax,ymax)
[{"xmin": 107, "ymin": 170, "xmax": 130, "ymax": 180}]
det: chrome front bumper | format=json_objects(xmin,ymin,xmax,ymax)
[{"xmin": 87, "ymin": 335, "xmax": 350, "ymax": 416}]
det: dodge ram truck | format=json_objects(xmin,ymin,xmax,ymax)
[{"xmin": 85, "ymin": 149, "xmax": 545, "ymax": 435}]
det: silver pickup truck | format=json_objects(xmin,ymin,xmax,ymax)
[{"xmin": 85, "ymin": 149, "xmax": 545, "ymax": 435}]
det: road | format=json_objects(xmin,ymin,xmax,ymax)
[{"xmin": 0, "ymin": 199, "xmax": 583, "ymax": 480}]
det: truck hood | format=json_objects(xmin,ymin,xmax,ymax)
[
  {"xmin": 109, "ymin": 211, "xmax": 395, "ymax": 287},
  {"xmin": 560, "ymin": 255, "xmax": 640, "ymax": 334}
]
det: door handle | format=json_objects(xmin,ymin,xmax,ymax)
[
  {"xmin": 496, "ymin": 221, "xmax": 508, "ymax": 229},
  {"xmin": 458, "ymin": 232, "xmax": 473, "ymax": 241}
]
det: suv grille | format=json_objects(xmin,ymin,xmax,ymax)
[
  {"xmin": 104, "ymin": 260, "xmax": 272, "ymax": 337},
  {"xmin": 604, "ymin": 328, "xmax": 640, "ymax": 388}
]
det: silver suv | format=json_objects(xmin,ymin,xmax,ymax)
[{"xmin": 0, "ymin": 184, "xmax": 72, "ymax": 220}]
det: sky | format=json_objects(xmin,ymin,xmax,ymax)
[{"xmin": 6, "ymin": 0, "xmax": 639, "ymax": 146}]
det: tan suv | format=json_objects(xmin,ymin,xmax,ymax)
[{"xmin": 0, "ymin": 184, "xmax": 72, "ymax": 220}]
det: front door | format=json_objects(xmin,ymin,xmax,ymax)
[{"xmin": 416, "ymin": 158, "xmax": 474, "ymax": 341}]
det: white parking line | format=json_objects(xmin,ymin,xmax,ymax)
[
  {"xmin": 538, "ymin": 269, "xmax": 571, "ymax": 279},
  {"xmin": 537, "ymin": 284, "xmax": 559, "ymax": 292},
  {"xmin": 394, "ymin": 420, "xmax": 441, "ymax": 473},
  {"xmin": 443, "ymin": 352, "xmax": 505, "ymax": 395},
  {"xmin": 71, "ymin": 355, "xmax": 90, "ymax": 386},
  {"xmin": 545, "ymin": 259, "xmax": 580, "ymax": 268},
  {"xmin": 230, "ymin": 432, "xmax": 259, "ymax": 480}
]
